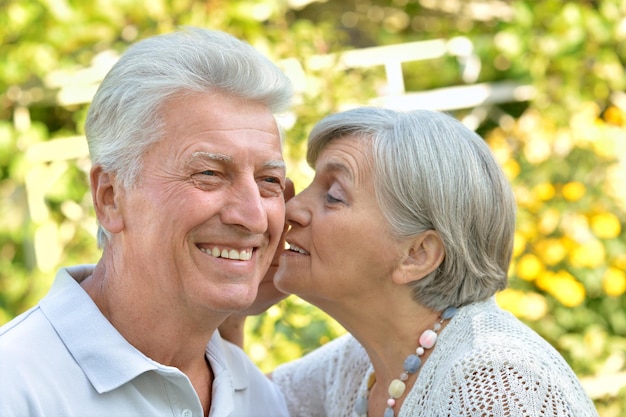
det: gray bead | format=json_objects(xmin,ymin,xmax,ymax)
[
  {"xmin": 403, "ymin": 354, "xmax": 422, "ymax": 374},
  {"xmin": 441, "ymin": 306, "xmax": 458, "ymax": 320},
  {"xmin": 355, "ymin": 397, "xmax": 368, "ymax": 415},
  {"xmin": 384, "ymin": 407, "xmax": 395, "ymax": 417}
]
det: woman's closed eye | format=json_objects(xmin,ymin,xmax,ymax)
[
  {"xmin": 325, "ymin": 182, "xmax": 347, "ymax": 205},
  {"xmin": 325, "ymin": 193, "xmax": 343, "ymax": 204}
]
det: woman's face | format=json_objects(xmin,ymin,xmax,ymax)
[{"xmin": 275, "ymin": 135, "xmax": 405, "ymax": 306}]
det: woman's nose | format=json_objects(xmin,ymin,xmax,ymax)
[{"xmin": 285, "ymin": 186, "xmax": 312, "ymax": 228}]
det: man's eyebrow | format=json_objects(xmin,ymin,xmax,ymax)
[
  {"xmin": 189, "ymin": 151, "xmax": 232, "ymax": 163},
  {"xmin": 264, "ymin": 159, "xmax": 286, "ymax": 170},
  {"xmin": 187, "ymin": 151, "xmax": 285, "ymax": 170}
]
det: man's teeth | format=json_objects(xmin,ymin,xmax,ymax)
[
  {"xmin": 289, "ymin": 243, "xmax": 309, "ymax": 255},
  {"xmin": 201, "ymin": 247, "xmax": 252, "ymax": 260}
]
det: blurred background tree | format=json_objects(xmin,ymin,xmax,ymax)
[{"xmin": 1, "ymin": 0, "xmax": 625, "ymax": 414}]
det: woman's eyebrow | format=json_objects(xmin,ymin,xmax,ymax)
[{"xmin": 322, "ymin": 161, "xmax": 354, "ymax": 182}]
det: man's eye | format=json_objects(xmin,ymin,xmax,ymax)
[
  {"xmin": 257, "ymin": 176, "xmax": 284, "ymax": 198},
  {"xmin": 190, "ymin": 170, "xmax": 222, "ymax": 191}
]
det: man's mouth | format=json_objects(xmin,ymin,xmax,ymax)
[{"xmin": 199, "ymin": 246, "xmax": 253, "ymax": 261}]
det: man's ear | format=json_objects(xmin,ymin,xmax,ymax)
[
  {"xmin": 91, "ymin": 165, "xmax": 124, "ymax": 234},
  {"xmin": 392, "ymin": 230, "xmax": 445, "ymax": 285}
]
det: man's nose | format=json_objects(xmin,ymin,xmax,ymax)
[{"xmin": 220, "ymin": 177, "xmax": 269, "ymax": 234}]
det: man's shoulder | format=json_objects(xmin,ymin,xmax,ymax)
[{"xmin": 0, "ymin": 305, "xmax": 48, "ymax": 348}]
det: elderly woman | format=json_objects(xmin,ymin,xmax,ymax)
[{"xmin": 268, "ymin": 108, "xmax": 598, "ymax": 417}]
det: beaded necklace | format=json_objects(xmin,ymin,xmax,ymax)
[{"xmin": 354, "ymin": 306, "xmax": 458, "ymax": 417}]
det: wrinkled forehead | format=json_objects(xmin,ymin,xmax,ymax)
[
  {"xmin": 313, "ymin": 135, "xmax": 376, "ymax": 182},
  {"xmin": 308, "ymin": 131, "xmax": 374, "ymax": 167}
]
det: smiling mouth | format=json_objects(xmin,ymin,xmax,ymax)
[
  {"xmin": 199, "ymin": 246, "xmax": 253, "ymax": 261},
  {"xmin": 288, "ymin": 243, "xmax": 309, "ymax": 255}
]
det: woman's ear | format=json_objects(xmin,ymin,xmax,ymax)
[
  {"xmin": 392, "ymin": 230, "xmax": 445, "ymax": 285},
  {"xmin": 91, "ymin": 165, "xmax": 125, "ymax": 235}
]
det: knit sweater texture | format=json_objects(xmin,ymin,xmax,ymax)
[{"xmin": 272, "ymin": 297, "xmax": 598, "ymax": 417}]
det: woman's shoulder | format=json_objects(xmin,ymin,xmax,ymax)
[
  {"xmin": 454, "ymin": 298, "xmax": 560, "ymax": 354},
  {"xmin": 408, "ymin": 299, "xmax": 597, "ymax": 416},
  {"xmin": 273, "ymin": 333, "xmax": 367, "ymax": 380},
  {"xmin": 271, "ymin": 333, "xmax": 371, "ymax": 417},
  {"xmin": 435, "ymin": 298, "xmax": 587, "ymax": 389}
]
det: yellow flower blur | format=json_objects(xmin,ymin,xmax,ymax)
[
  {"xmin": 534, "ymin": 238, "xmax": 567, "ymax": 265},
  {"xmin": 561, "ymin": 181, "xmax": 586, "ymax": 201},
  {"xmin": 602, "ymin": 267, "xmax": 626, "ymax": 297},
  {"xmin": 590, "ymin": 212, "xmax": 622, "ymax": 239},
  {"xmin": 613, "ymin": 254, "xmax": 626, "ymax": 270},
  {"xmin": 538, "ymin": 208, "xmax": 560, "ymax": 235},
  {"xmin": 537, "ymin": 269, "xmax": 586, "ymax": 307},
  {"xmin": 604, "ymin": 105, "xmax": 625, "ymax": 126},
  {"xmin": 532, "ymin": 182, "xmax": 556, "ymax": 201},
  {"xmin": 606, "ymin": 165, "xmax": 626, "ymax": 211},
  {"xmin": 521, "ymin": 292, "xmax": 549, "ymax": 321},
  {"xmin": 569, "ymin": 239, "xmax": 606, "ymax": 268},
  {"xmin": 517, "ymin": 217, "xmax": 538, "ymax": 239},
  {"xmin": 524, "ymin": 136, "xmax": 552, "ymax": 164},
  {"xmin": 502, "ymin": 159, "xmax": 521, "ymax": 180},
  {"xmin": 516, "ymin": 253, "xmax": 544, "ymax": 281},
  {"xmin": 512, "ymin": 232, "xmax": 527, "ymax": 257},
  {"xmin": 496, "ymin": 288, "xmax": 547, "ymax": 321}
]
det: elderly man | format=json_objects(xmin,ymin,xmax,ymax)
[{"xmin": 0, "ymin": 27, "xmax": 292, "ymax": 417}]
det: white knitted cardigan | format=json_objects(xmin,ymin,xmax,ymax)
[{"xmin": 272, "ymin": 297, "xmax": 598, "ymax": 417}]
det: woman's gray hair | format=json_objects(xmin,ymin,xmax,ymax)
[
  {"xmin": 307, "ymin": 108, "xmax": 516, "ymax": 310},
  {"xmin": 84, "ymin": 27, "xmax": 293, "ymax": 248}
]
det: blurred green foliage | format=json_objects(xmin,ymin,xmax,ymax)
[{"xmin": 2, "ymin": 0, "xmax": 626, "ymax": 414}]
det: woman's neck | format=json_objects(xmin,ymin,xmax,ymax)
[
  {"xmin": 320, "ymin": 291, "xmax": 441, "ymax": 374},
  {"xmin": 315, "ymin": 293, "xmax": 451, "ymax": 417}
]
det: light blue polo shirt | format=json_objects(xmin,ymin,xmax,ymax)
[{"xmin": 0, "ymin": 265, "xmax": 289, "ymax": 417}]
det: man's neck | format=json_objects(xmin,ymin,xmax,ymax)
[{"xmin": 80, "ymin": 260, "xmax": 223, "ymax": 366}]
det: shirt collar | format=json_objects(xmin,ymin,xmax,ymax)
[
  {"xmin": 39, "ymin": 265, "xmax": 159, "ymax": 393},
  {"xmin": 206, "ymin": 331, "xmax": 248, "ymax": 390}
]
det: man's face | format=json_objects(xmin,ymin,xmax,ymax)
[{"xmin": 116, "ymin": 91, "xmax": 286, "ymax": 315}]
